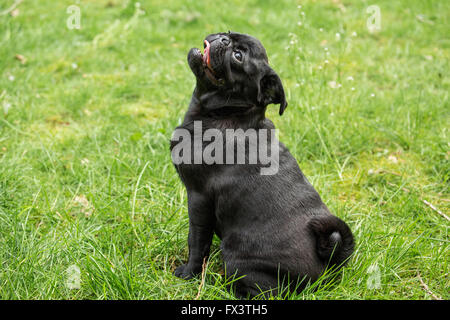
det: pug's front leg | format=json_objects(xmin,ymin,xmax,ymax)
[{"xmin": 174, "ymin": 191, "xmax": 215, "ymax": 279}]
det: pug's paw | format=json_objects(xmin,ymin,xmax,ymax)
[{"xmin": 173, "ymin": 264, "xmax": 201, "ymax": 280}]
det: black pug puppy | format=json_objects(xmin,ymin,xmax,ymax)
[{"xmin": 170, "ymin": 32, "xmax": 354, "ymax": 298}]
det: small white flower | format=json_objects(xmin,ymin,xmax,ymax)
[
  {"xmin": 324, "ymin": 47, "xmax": 328, "ymax": 51},
  {"xmin": 370, "ymin": 93, "xmax": 375, "ymax": 97},
  {"xmin": 66, "ymin": 265, "xmax": 81, "ymax": 290},
  {"xmin": 318, "ymin": 65, "xmax": 323, "ymax": 70},
  {"xmin": 8, "ymin": 75, "xmax": 15, "ymax": 81},
  {"xmin": 347, "ymin": 76, "xmax": 354, "ymax": 81},
  {"xmin": 73, "ymin": 194, "xmax": 94, "ymax": 217},
  {"xmin": 388, "ymin": 155, "xmax": 398, "ymax": 164},
  {"xmin": 297, "ymin": 21, "xmax": 302, "ymax": 26},
  {"xmin": 352, "ymin": 31, "xmax": 357, "ymax": 37},
  {"xmin": 351, "ymin": 87, "xmax": 355, "ymax": 91},
  {"xmin": 335, "ymin": 33, "xmax": 341, "ymax": 40},
  {"xmin": 297, "ymin": 5, "xmax": 302, "ymax": 9},
  {"xmin": 326, "ymin": 51, "xmax": 330, "ymax": 56},
  {"xmin": 324, "ymin": 59, "xmax": 329, "ymax": 64},
  {"xmin": 328, "ymin": 81, "xmax": 340, "ymax": 89},
  {"xmin": 3, "ymin": 102, "xmax": 11, "ymax": 114},
  {"xmin": 300, "ymin": 11, "xmax": 305, "ymax": 16},
  {"xmin": 319, "ymin": 28, "xmax": 324, "ymax": 32},
  {"xmin": 71, "ymin": 63, "xmax": 78, "ymax": 69}
]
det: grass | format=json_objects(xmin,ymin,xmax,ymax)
[{"xmin": 0, "ymin": 0, "xmax": 448, "ymax": 299}]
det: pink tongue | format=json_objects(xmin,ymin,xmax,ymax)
[{"xmin": 203, "ymin": 40, "xmax": 211, "ymax": 68}]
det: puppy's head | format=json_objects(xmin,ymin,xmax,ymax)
[{"xmin": 187, "ymin": 32, "xmax": 287, "ymax": 116}]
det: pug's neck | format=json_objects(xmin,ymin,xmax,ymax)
[{"xmin": 183, "ymin": 90, "xmax": 267, "ymax": 130}]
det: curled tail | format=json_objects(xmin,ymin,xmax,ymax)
[{"xmin": 308, "ymin": 215, "xmax": 354, "ymax": 268}]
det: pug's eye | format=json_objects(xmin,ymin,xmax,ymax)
[{"xmin": 233, "ymin": 50, "xmax": 243, "ymax": 62}]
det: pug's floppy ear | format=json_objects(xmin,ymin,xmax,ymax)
[{"xmin": 257, "ymin": 66, "xmax": 288, "ymax": 115}]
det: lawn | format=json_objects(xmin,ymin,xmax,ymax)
[{"xmin": 0, "ymin": 0, "xmax": 448, "ymax": 299}]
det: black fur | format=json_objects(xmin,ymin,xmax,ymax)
[{"xmin": 171, "ymin": 32, "xmax": 354, "ymax": 298}]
